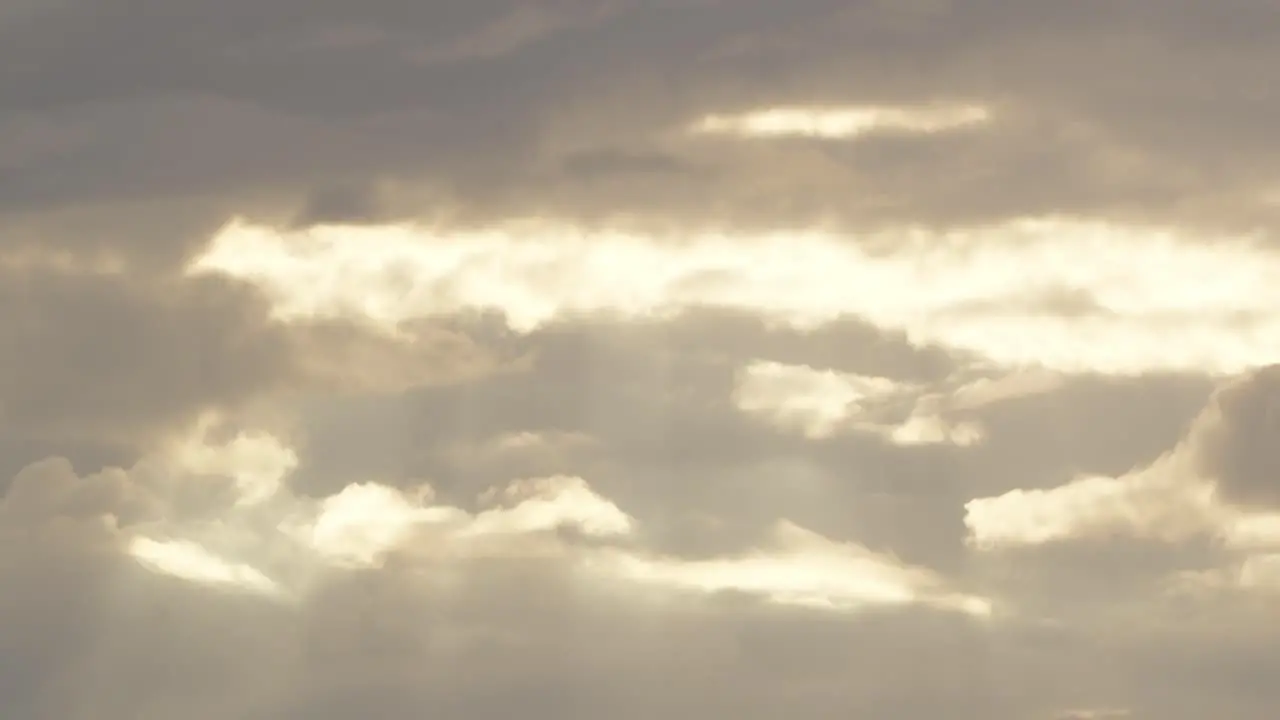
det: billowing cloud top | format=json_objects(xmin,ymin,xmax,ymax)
[{"xmin": 4, "ymin": 1, "xmax": 1280, "ymax": 718}]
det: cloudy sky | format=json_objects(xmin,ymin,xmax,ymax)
[{"xmin": 4, "ymin": 1, "xmax": 1280, "ymax": 718}]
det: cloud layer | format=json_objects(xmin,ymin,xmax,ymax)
[{"xmin": 5, "ymin": 1, "xmax": 1280, "ymax": 718}]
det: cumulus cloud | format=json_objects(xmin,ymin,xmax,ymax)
[{"xmin": 5, "ymin": 0, "xmax": 1280, "ymax": 237}]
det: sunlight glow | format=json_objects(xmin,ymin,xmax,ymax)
[
  {"xmin": 105, "ymin": 425, "xmax": 990, "ymax": 617},
  {"xmin": 190, "ymin": 217, "xmax": 1280, "ymax": 376},
  {"xmin": 690, "ymin": 103, "xmax": 992, "ymax": 139},
  {"xmin": 129, "ymin": 536, "xmax": 280, "ymax": 596}
]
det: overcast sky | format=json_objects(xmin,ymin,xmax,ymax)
[{"xmin": 3, "ymin": 1, "xmax": 1280, "ymax": 718}]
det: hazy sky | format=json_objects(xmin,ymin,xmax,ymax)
[{"xmin": 3, "ymin": 2, "xmax": 1280, "ymax": 718}]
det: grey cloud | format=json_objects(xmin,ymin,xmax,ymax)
[
  {"xmin": 0, "ymin": 269, "xmax": 293, "ymax": 452},
  {"xmin": 1185, "ymin": 364, "xmax": 1280, "ymax": 509},
  {"xmin": 289, "ymin": 182, "xmax": 390, "ymax": 228},
  {"xmin": 284, "ymin": 311, "xmax": 963, "ymax": 545},
  {"xmin": 958, "ymin": 372, "xmax": 1214, "ymax": 496},
  {"xmin": 285, "ymin": 311, "xmax": 1212, "ymax": 576},
  {"xmin": 0, "ymin": 455, "xmax": 1008, "ymax": 720},
  {"xmin": 0, "ymin": 364, "xmax": 1273, "ymax": 719},
  {"xmin": 0, "ymin": 266, "xmax": 513, "ymax": 489},
  {"xmin": 3, "ymin": 0, "xmax": 1280, "ymax": 238},
  {"xmin": 1, "ymin": 452, "xmax": 1268, "ymax": 720}
]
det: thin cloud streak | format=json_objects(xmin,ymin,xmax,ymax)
[{"xmin": 690, "ymin": 103, "xmax": 993, "ymax": 139}]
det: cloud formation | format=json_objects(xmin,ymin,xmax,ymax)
[
  {"xmin": 966, "ymin": 365, "xmax": 1280, "ymax": 598},
  {"xmin": 6, "ymin": 1, "xmax": 1280, "ymax": 718},
  {"xmin": 192, "ymin": 217, "xmax": 1280, "ymax": 375}
]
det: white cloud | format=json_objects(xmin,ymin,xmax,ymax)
[
  {"xmin": 189, "ymin": 217, "xmax": 1280, "ymax": 375},
  {"xmin": 689, "ymin": 103, "xmax": 992, "ymax": 139},
  {"xmin": 31, "ymin": 420, "xmax": 985, "ymax": 618},
  {"xmin": 965, "ymin": 462, "xmax": 1280, "ymax": 557},
  {"xmin": 964, "ymin": 366, "xmax": 1280, "ymax": 599},
  {"xmin": 467, "ymin": 475, "xmax": 635, "ymax": 539},
  {"xmin": 281, "ymin": 474, "xmax": 639, "ymax": 568},
  {"xmin": 732, "ymin": 360, "xmax": 900, "ymax": 439},
  {"xmin": 128, "ymin": 536, "xmax": 281, "ymax": 596},
  {"xmin": 164, "ymin": 414, "xmax": 298, "ymax": 506},
  {"xmin": 885, "ymin": 411, "xmax": 984, "ymax": 447},
  {"xmin": 597, "ymin": 519, "xmax": 992, "ymax": 617},
  {"xmin": 732, "ymin": 360, "xmax": 983, "ymax": 445},
  {"xmin": 963, "ymin": 463, "xmax": 1219, "ymax": 550}
]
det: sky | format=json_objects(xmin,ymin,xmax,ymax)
[{"xmin": 3, "ymin": 1, "xmax": 1280, "ymax": 718}]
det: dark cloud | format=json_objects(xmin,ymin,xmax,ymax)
[
  {"xmin": 284, "ymin": 310, "xmax": 959, "ymax": 531},
  {"xmin": 4, "ymin": 447, "xmax": 1275, "ymax": 720},
  {"xmin": 2, "ymin": 0, "xmax": 1279, "ymax": 239},
  {"xmin": 960, "ymin": 372, "xmax": 1214, "ymax": 495},
  {"xmin": 290, "ymin": 182, "xmax": 390, "ymax": 228},
  {"xmin": 283, "ymin": 310, "xmax": 1215, "ymax": 578},
  {"xmin": 0, "ymin": 265, "xmax": 513, "ymax": 490},
  {"xmin": 0, "ymin": 270, "xmax": 292, "ymax": 451},
  {"xmin": 1186, "ymin": 364, "xmax": 1280, "ymax": 509}
]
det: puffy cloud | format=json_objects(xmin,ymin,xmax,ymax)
[
  {"xmin": 0, "ymin": 416, "xmax": 1016, "ymax": 717},
  {"xmin": 2, "ymin": 418, "xmax": 988, "ymax": 615},
  {"xmin": 965, "ymin": 469, "xmax": 1218, "ymax": 549}
]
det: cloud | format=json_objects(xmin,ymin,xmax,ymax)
[
  {"xmin": 599, "ymin": 519, "xmax": 991, "ymax": 616},
  {"xmin": 965, "ymin": 365, "xmax": 1280, "ymax": 601},
  {"xmin": 732, "ymin": 359, "xmax": 985, "ymax": 445},
  {"xmin": 8, "ymin": 1, "xmax": 1280, "ymax": 717},
  {"xmin": 1183, "ymin": 364, "xmax": 1280, "ymax": 509},
  {"xmin": 191, "ymin": 217, "xmax": 1280, "ymax": 375},
  {"xmin": 3, "ymin": 416, "xmax": 987, "ymax": 617},
  {"xmin": 0, "ymin": 406, "xmax": 1031, "ymax": 718},
  {"xmin": 5, "ymin": 0, "xmax": 1280, "ymax": 237},
  {"xmin": 689, "ymin": 102, "xmax": 993, "ymax": 139},
  {"xmin": 128, "ymin": 536, "xmax": 282, "ymax": 596},
  {"xmin": 0, "ymin": 434, "xmax": 1007, "ymax": 718}
]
